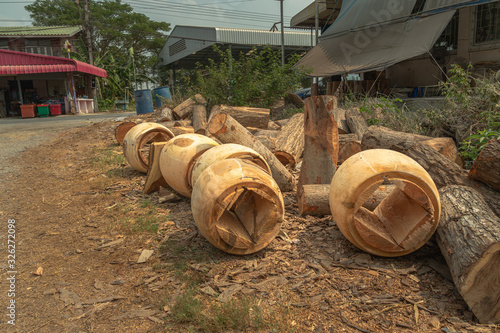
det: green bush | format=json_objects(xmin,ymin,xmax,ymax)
[{"xmin": 188, "ymin": 45, "xmax": 310, "ymax": 109}]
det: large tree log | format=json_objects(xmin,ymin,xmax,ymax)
[
  {"xmin": 298, "ymin": 184, "xmax": 330, "ymax": 216},
  {"xmin": 330, "ymin": 107, "xmax": 350, "ymax": 134},
  {"xmin": 436, "ymin": 185, "xmax": 500, "ymax": 324},
  {"xmin": 143, "ymin": 142, "xmax": 169, "ymax": 194},
  {"xmin": 346, "ymin": 107, "xmax": 368, "ymax": 140},
  {"xmin": 208, "ymin": 113, "xmax": 295, "ymax": 192},
  {"xmin": 255, "ymin": 135, "xmax": 276, "ymax": 151},
  {"xmin": 362, "ymin": 126, "xmax": 460, "ymax": 165},
  {"xmin": 274, "ymin": 113, "xmax": 304, "ymax": 163},
  {"xmin": 170, "ymin": 126, "xmax": 195, "ymax": 136},
  {"xmin": 406, "ymin": 142, "xmax": 500, "ymax": 217},
  {"xmin": 298, "ymin": 96, "xmax": 339, "ymax": 189},
  {"xmin": 286, "ymin": 92, "xmax": 305, "ymax": 108},
  {"xmin": 220, "ymin": 105, "xmax": 270, "ymax": 129},
  {"xmin": 469, "ymin": 139, "xmax": 500, "ymax": 191},
  {"xmin": 254, "ymin": 129, "xmax": 280, "ymax": 138},
  {"xmin": 192, "ymin": 105, "xmax": 208, "ymax": 135},
  {"xmin": 172, "ymin": 94, "xmax": 205, "ymax": 119}
]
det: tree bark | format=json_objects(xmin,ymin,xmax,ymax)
[
  {"xmin": 256, "ymin": 135, "xmax": 276, "ymax": 151},
  {"xmin": 469, "ymin": 139, "xmax": 500, "ymax": 191},
  {"xmin": 436, "ymin": 185, "xmax": 500, "ymax": 324},
  {"xmin": 298, "ymin": 96, "xmax": 339, "ymax": 189},
  {"xmin": 216, "ymin": 105, "xmax": 270, "ymax": 129},
  {"xmin": 330, "ymin": 107, "xmax": 349, "ymax": 134},
  {"xmin": 338, "ymin": 141, "xmax": 362, "ymax": 165},
  {"xmin": 157, "ymin": 106, "xmax": 174, "ymax": 122},
  {"xmin": 143, "ymin": 142, "xmax": 169, "ymax": 194},
  {"xmin": 274, "ymin": 113, "xmax": 304, "ymax": 163},
  {"xmin": 406, "ymin": 142, "xmax": 500, "ymax": 217},
  {"xmin": 253, "ymin": 129, "xmax": 280, "ymax": 138},
  {"xmin": 346, "ymin": 107, "xmax": 368, "ymax": 140},
  {"xmin": 173, "ymin": 97, "xmax": 196, "ymax": 119},
  {"xmin": 286, "ymin": 92, "xmax": 305, "ymax": 108},
  {"xmin": 298, "ymin": 184, "xmax": 330, "ymax": 216},
  {"xmin": 192, "ymin": 105, "xmax": 207, "ymax": 135},
  {"xmin": 115, "ymin": 122, "xmax": 136, "ymax": 145},
  {"xmin": 362, "ymin": 126, "xmax": 433, "ymax": 153},
  {"xmin": 208, "ymin": 113, "xmax": 295, "ymax": 192}
]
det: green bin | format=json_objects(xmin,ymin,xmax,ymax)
[{"xmin": 37, "ymin": 104, "xmax": 50, "ymax": 117}]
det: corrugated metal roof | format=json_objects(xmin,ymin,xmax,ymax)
[
  {"xmin": 0, "ymin": 49, "xmax": 106, "ymax": 77},
  {"xmin": 0, "ymin": 26, "xmax": 82, "ymax": 37},
  {"xmin": 290, "ymin": 0, "xmax": 342, "ymax": 28},
  {"xmin": 160, "ymin": 25, "xmax": 314, "ymax": 67}
]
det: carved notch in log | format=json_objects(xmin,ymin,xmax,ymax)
[
  {"xmin": 143, "ymin": 142, "xmax": 169, "ymax": 194},
  {"xmin": 208, "ymin": 113, "xmax": 295, "ymax": 192},
  {"xmin": 436, "ymin": 185, "xmax": 500, "ymax": 324}
]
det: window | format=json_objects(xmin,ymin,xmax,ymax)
[
  {"xmin": 435, "ymin": 11, "xmax": 459, "ymax": 50},
  {"xmin": 0, "ymin": 40, "xmax": 8, "ymax": 50},
  {"xmin": 475, "ymin": 1, "xmax": 500, "ymax": 44},
  {"xmin": 25, "ymin": 39, "xmax": 53, "ymax": 56}
]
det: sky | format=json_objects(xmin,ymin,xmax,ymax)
[{"xmin": 0, "ymin": 0, "xmax": 310, "ymax": 31}]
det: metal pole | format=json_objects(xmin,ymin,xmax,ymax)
[
  {"xmin": 280, "ymin": 0, "xmax": 285, "ymax": 66},
  {"xmin": 314, "ymin": 0, "xmax": 319, "ymax": 84}
]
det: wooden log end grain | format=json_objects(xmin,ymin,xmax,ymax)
[
  {"xmin": 469, "ymin": 139, "xmax": 500, "ymax": 191},
  {"xmin": 437, "ymin": 185, "xmax": 500, "ymax": 324}
]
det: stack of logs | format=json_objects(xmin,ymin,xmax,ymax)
[{"xmin": 116, "ymin": 93, "xmax": 500, "ymax": 324}]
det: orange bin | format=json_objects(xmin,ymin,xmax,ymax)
[{"xmin": 20, "ymin": 104, "xmax": 36, "ymax": 118}]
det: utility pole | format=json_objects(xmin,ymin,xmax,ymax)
[
  {"xmin": 280, "ymin": 0, "xmax": 284, "ymax": 66},
  {"xmin": 85, "ymin": 0, "xmax": 98, "ymax": 111}
]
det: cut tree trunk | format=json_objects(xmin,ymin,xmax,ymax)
[
  {"xmin": 274, "ymin": 151, "xmax": 296, "ymax": 169},
  {"xmin": 208, "ymin": 113, "xmax": 295, "ymax": 192},
  {"xmin": 173, "ymin": 97, "xmax": 196, "ymax": 119},
  {"xmin": 362, "ymin": 126, "xmax": 461, "ymax": 165},
  {"xmin": 174, "ymin": 120, "xmax": 192, "ymax": 127},
  {"xmin": 346, "ymin": 107, "xmax": 368, "ymax": 140},
  {"xmin": 115, "ymin": 122, "xmax": 136, "ymax": 145},
  {"xmin": 298, "ymin": 184, "xmax": 330, "ymax": 216},
  {"xmin": 268, "ymin": 121, "xmax": 281, "ymax": 131},
  {"xmin": 436, "ymin": 185, "xmax": 500, "ymax": 324},
  {"xmin": 274, "ymin": 113, "xmax": 304, "ymax": 163},
  {"xmin": 275, "ymin": 118, "xmax": 290, "ymax": 127},
  {"xmin": 256, "ymin": 136, "xmax": 276, "ymax": 151},
  {"xmin": 469, "ymin": 139, "xmax": 500, "ymax": 191},
  {"xmin": 406, "ymin": 142, "xmax": 500, "ymax": 217},
  {"xmin": 286, "ymin": 92, "xmax": 305, "ymax": 108},
  {"xmin": 143, "ymin": 142, "xmax": 169, "ymax": 194},
  {"xmin": 192, "ymin": 105, "xmax": 208, "ymax": 135},
  {"xmin": 298, "ymin": 96, "xmax": 339, "ymax": 189},
  {"xmin": 218, "ymin": 105, "xmax": 270, "ymax": 129},
  {"xmin": 254, "ymin": 129, "xmax": 280, "ymax": 138},
  {"xmin": 338, "ymin": 141, "xmax": 362, "ymax": 165},
  {"xmin": 339, "ymin": 133, "xmax": 359, "ymax": 145},
  {"xmin": 157, "ymin": 106, "xmax": 174, "ymax": 122}
]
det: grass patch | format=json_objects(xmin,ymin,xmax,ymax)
[
  {"xmin": 170, "ymin": 290, "xmax": 266, "ymax": 333},
  {"xmin": 115, "ymin": 203, "xmax": 170, "ymax": 234},
  {"xmin": 89, "ymin": 147, "xmax": 126, "ymax": 177}
]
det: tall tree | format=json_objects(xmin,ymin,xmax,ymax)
[{"xmin": 25, "ymin": 0, "xmax": 171, "ymax": 101}]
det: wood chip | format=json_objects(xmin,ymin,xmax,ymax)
[
  {"xmin": 99, "ymin": 238, "xmax": 124, "ymax": 248},
  {"xmin": 137, "ymin": 249, "xmax": 154, "ymax": 263},
  {"xmin": 217, "ymin": 284, "xmax": 243, "ymax": 303},
  {"xmin": 33, "ymin": 266, "xmax": 43, "ymax": 276}
]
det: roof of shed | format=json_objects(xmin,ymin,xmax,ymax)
[
  {"xmin": 159, "ymin": 25, "xmax": 315, "ymax": 68},
  {"xmin": 0, "ymin": 26, "xmax": 82, "ymax": 37}
]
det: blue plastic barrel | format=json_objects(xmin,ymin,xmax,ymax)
[
  {"xmin": 152, "ymin": 86, "xmax": 172, "ymax": 108},
  {"xmin": 134, "ymin": 89, "xmax": 154, "ymax": 114}
]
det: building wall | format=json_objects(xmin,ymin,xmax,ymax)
[{"xmin": 387, "ymin": 5, "xmax": 500, "ymax": 88}]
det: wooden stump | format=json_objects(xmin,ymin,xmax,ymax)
[
  {"xmin": 173, "ymin": 97, "xmax": 196, "ymax": 119},
  {"xmin": 115, "ymin": 122, "xmax": 136, "ymax": 145},
  {"xmin": 143, "ymin": 142, "xmax": 169, "ymax": 194},
  {"xmin": 469, "ymin": 139, "xmax": 500, "ymax": 191},
  {"xmin": 298, "ymin": 184, "xmax": 330, "ymax": 216},
  {"xmin": 192, "ymin": 105, "xmax": 208, "ymax": 135},
  {"xmin": 274, "ymin": 113, "xmax": 304, "ymax": 163},
  {"xmin": 437, "ymin": 185, "xmax": 500, "ymax": 324},
  {"xmin": 208, "ymin": 113, "xmax": 295, "ymax": 192},
  {"xmin": 298, "ymin": 96, "xmax": 339, "ymax": 189},
  {"xmin": 157, "ymin": 106, "xmax": 174, "ymax": 122}
]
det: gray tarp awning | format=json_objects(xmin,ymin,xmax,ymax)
[{"xmin": 296, "ymin": 0, "xmax": 496, "ymax": 76}]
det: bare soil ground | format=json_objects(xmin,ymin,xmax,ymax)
[{"xmin": 1, "ymin": 115, "xmax": 499, "ymax": 332}]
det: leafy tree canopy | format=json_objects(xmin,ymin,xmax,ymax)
[{"xmin": 25, "ymin": 0, "xmax": 171, "ymax": 103}]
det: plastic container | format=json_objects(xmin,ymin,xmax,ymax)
[
  {"xmin": 20, "ymin": 104, "xmax": 36, "ymax": 118},
  {"xmin": 50, "ymin": 104, "xmax": 62, "ymax": 115},
  {"xmin": 152, "ymin": 86, "xmax": 172, "ymax": 108},
  {"xmin": 134, "ymin": 89, "xmax": 154, "ymax": 115},
  {"xmin": 37, "ymin": 104, "xmax": 50, "ymax": 117}
]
